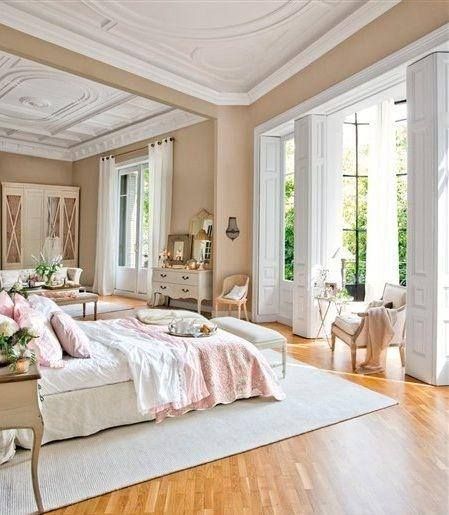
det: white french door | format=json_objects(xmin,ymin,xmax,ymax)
[{"xmin": 115, "ymin": 160, "xmax": 150, "ymax": 296}]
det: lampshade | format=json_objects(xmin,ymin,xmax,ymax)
[
  {"xmin": 195, "ymin": 228, "xmax": 209, "ymax": 241},
  {"xmin": 332, "ymin": 246, "xmax": 354, "ymax": 261}
]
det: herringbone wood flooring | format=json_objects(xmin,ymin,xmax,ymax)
[{"xmin": 49, "ymin": 297, "xmax": 449, "ymax": 514}]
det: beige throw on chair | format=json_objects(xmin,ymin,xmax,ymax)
[{"xmin": 357, "ymin": 306, "xmax": 397, "ymax": 374}]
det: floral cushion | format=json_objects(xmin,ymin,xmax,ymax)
[
  {"xmin": 51, "ymin": 312, "xmax": 91, "ymax": 358},
  {"xmin": 0, "ymin": 290, "xmax": 14, "ymax": 318}
]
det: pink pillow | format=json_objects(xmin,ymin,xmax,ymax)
[
  {"xmin": 0, "ymin": 290, "xmax": 14, "ymax": 318},
  {"xmin": 51, "ymin": 312, "xmax": 90, "ymax": 358},
  {"xmin": 14, "ymin": 303, "xmax": 64, "ymax": 368}
]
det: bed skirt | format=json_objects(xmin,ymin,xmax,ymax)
[{"xmin": 16, "ymin": 381, "xmax": 154, "ymax": 450}]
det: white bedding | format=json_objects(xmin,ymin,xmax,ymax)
[{"xmin": 40, "ymin": 322, "xmax": 131, "ymax": 396}]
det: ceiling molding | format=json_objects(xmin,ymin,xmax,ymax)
[
  {"xmin": 0, "ymin": 1, "xmax": 399, "ymax": 106},
  {"xmin": 70, "ymin": 109, "xmax": 205, "ymax": 161},
  {"xmin": 0, "ymin": 136, "xmax": 72, "ymax": 161},
  {"xmin": 0, "ymin": 108, "xmax": 205, "ymax": 161},
  {"xmin": 247, "ymin": 0, "xmax": 400, "ymax": 103}
]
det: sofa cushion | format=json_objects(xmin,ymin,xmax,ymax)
[
  {"xmin": 211, "ymin": 317, "xmax": 286, "ymax": 346},
  {"xmin": 333, "ymin": 315, "xmax": 362, "ymax": 336},
  {"xmin": 382, "ymin": 283, "xmax": 406, "ymax": 308}
]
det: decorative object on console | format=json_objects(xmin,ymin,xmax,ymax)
[
  {"xmin": 332, "ymin": 246, "xmax": 355, "ymax": 289},
  {"xmin": 225, "ymin": 216, "xmax": 240, "ymax": 241},
  {"xmin": 33, "ymin": 253, "xmax": 63, "ymax": 286},
  {"xmin": 190, "ymin": 209, "xmax": 213, "ymax": 267},
  {"xmin": 166, "ymin": 234, "xmax": 192, "ymax": 266}
]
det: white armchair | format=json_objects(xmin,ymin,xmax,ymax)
[{"xmin": 330, "ymin": 283, "xmax": 406, "ymax": 371}]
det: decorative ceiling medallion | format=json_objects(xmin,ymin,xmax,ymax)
[{"xmin": 19, "ymin": 96, "xmax": 51, "ymax": 109}]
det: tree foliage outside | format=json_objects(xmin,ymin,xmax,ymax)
[
  {"xmin": 341, "ymin": 112, "xmax": 407, "ymax": 291},
  {"xmin": 283, "ymin": 139, "xmax": 295, "ymax": 281}
]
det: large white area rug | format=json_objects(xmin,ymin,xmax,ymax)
[
  {"xmin": 0, "ymin": 351, "xmax": 397, "ymax": 514},
  {"xmin": 62, "ymin": 301, "xmax": 132, "ymax": 319}
]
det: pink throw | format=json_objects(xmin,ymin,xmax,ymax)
[{"xmin": 119, "ymin": 318, "xmax": 285, "ymax": 422}]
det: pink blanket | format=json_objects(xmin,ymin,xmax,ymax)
[{"xmin": 118, "ymin": 318, "xmax": 285, "ymax": 422}]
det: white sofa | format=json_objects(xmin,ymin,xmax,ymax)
[{"xmin": 0, "ymin": 267, "xmax": 83, "ymax": 289}]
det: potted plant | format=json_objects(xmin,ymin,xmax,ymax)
[
  {"xmin": 33, "ymin": 253, "xmax": 63, "ymax": 286},
  {"xmin": 0, "ymin": 317, "xmax": 18, "ymax": 366},
  {"xmin": 6, "ymin": 328, "xmax": 38, "ymax": 374}
]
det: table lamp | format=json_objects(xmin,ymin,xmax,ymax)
[{"xmin": 332, "ymin": 247, "xmax": 355, "ymax": 289}]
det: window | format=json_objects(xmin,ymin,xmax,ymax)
[
  {"xmin": 282, "ymin": 137, "xmax": 295, "ymax": 281},
  {"xmin": 117, "ymin": 160, "xmax": 151, "ymax": 270},
  {"xmin": 342, "ymin": 102, "xmax": 407, "ymax": 300}
]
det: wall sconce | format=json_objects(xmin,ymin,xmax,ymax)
[{"xmin": 226, "ymin": 217, "xmax": 240, "ymax": 241}]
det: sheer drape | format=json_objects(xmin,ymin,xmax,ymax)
[
  {"xmin": 93, "ymin": 156, "xmax": 117, "ymax": 296},
  {"xmin": 365, "ymin": 99, "xmax": 399, "ymax": 301},
  {"xmin": 147, "ymin": 139, "xmax": 174, "ymax": 304}
]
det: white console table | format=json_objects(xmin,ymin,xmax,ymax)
[{"xmin": 151, "ymin": 267, "xmax": 212, "ymax": 313}]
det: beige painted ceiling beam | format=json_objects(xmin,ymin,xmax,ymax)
[{"xmin": 0, "ymin": 23, "xmax": 218, "ymax": 120}]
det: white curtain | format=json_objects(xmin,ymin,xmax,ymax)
[
  {"xmin": 93, "ymin": 156, "xmax": 117, "ymax": 296},
  {"xmin": 365, "ymin": 99, "xmax": 399, "ymax": 301},
  {"xmin": 147, "ymin": 139, "xmax": 174, "ymax": 303}
]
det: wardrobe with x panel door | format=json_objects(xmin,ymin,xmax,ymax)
[{"xmin": 1, "ymin": 182, "xmax": 79, "ymax": 269}]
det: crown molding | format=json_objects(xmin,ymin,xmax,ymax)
[
  {"xmin": 247, "ymin": 0, "xmax": 400, "ymax": 103},
  {"xmin": 69, "ymin": 109, "xmax": 205, "ymax": 161},
  {"xmin": 0, "ymin": 1, "xmax": 398, "ymax": 106},
  {"xmin": 0, "ymin": 137, "xmax": 72, "ymax": 161},
  {"xmin": 0, "ymin": 109, "xmax": 205, "ymax": 161}
]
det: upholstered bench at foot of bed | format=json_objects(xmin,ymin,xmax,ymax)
[{"xmin": 211, "ymin": 317, "xmax": 287, "ymax": 378}]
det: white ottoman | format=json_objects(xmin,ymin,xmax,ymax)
[{"xmin": 211, "ymin": 317, "xmax": 287, "ymax": 378}]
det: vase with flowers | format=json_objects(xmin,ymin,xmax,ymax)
[
  {"xmin": 33, "ymin": 253, "xmax": 63, "ymax": 286},
  {"xmin": 0, "ymin": 318, "xmax": 38, "ymax": 373}
]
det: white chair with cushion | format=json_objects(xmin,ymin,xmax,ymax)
[
  {"xmin": 330, "ymin": 283, "xmax": 406, "ymax": 371},
  {"xmin": 215, "ymin": 274, "xmax": 249, "ymax": 321},
  {"xmin": 211, "ymin": 316, "xmax": 287, "ymax": 378}
]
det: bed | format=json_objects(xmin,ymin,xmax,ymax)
[{"xmin": 2, "ymin": 303, "xmax": 285, "ymax": 457}]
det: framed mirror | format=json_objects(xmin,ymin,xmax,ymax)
[
  {"xmin": 166, "ymin": 234, "xmax": 192, "ymax": 266},
  {"xmin": 189, "ymin": 209, "xmax": 213, "ymax": 265}
]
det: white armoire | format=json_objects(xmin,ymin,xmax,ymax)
[{"xmin": 1, "ymin": 182, "xmax": 79, "ymax": 269}]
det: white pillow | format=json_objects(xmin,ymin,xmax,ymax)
[
  {"xmin": 224, "ymin": 285, "xmax": 246, "ymax": 301},
  {"xmin": 28, "ymin": 294, "xmax": 63, "ymax": 321}
]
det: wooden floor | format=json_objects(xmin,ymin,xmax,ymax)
[{"xmin": 50, "ymin": 296, "xmax": 449, "ymax": 514}]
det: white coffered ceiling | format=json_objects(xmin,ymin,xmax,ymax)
[
  {"xmin": 0, "ymin": 50, "xmax": 204, "ymax": 161},
  {"xmin": 0, "ymin": 0, "xmax": 399, "ymax": 104}
]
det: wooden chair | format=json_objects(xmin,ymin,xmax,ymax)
[
  {"xmin": 330, "ymin": 283, "xmax": 406, "ymax": 371},
  {"xmin": 215, "ymin": 274, "xmax": 249, "ymax": 321}
]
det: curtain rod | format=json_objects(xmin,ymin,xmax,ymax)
[{"xmin": 101, "ymin": 137, "xmax": 174, "ymax": 160}]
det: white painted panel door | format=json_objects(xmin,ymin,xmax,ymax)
[
  {"xmin": 292, "ymin": 115, "xmax": 326, "ymax": 337},
  {"xmin": 257, "ymin": 136, "xmax": 281, "ymax": 319},
  {"xmin": 406, "ymin": 52, "xmax": 449, "ymax": 385}
]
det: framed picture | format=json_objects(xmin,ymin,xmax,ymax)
[
  {"xmin": 167, "ymin": 234, "xmax": 192, "ymax": 265},
  {"xmin": 325, "ymin": 281, "xmax": 338, "ymax": 296}
]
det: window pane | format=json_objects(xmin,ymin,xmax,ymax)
[
  {"xmin": 357, "ymin": 124, "xmax": 371, "ymax": 176},
  {"xmin": 343, "ymin": 230, "xmax": 357, "ymax": 263},
  {"xmin": 118, "ymin": 171, "xmax": 138, "ymax": 267},
  {"xmin": 283, "ymin": 139, "xmax": 295, "ymax": 281},
  {"xmin": 358, "ymin": 230, "xmax": 367, "ymax": 272},
  {"xmin": 342, "ymin": 123, "xmax": 356, "ymax": 176},
  {"xmin": 342, "ymin": 177, "xmax": 356, "ymax": 229},
  {"xmin": 140, "ymin": 165, "xmax": 150, "ymax": 268},
  {"xmin": 358, "ymin": 176, "xmax": 368, "ymax": 229},
  {"xmin": 395, "ymin": 121, "xmax": 407, "ymax": 175}
]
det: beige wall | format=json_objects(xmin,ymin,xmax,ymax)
[
  {"xmin": 0, "ymin": 152, "xmax": 73, "ymax": 185},
  {"xmin": 73, "ymin": 120, "xmax": 215, "ymax": 285},
  {"xmin": 1, "ymin": 1, "xmax": 448, "ymax": 300}
]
